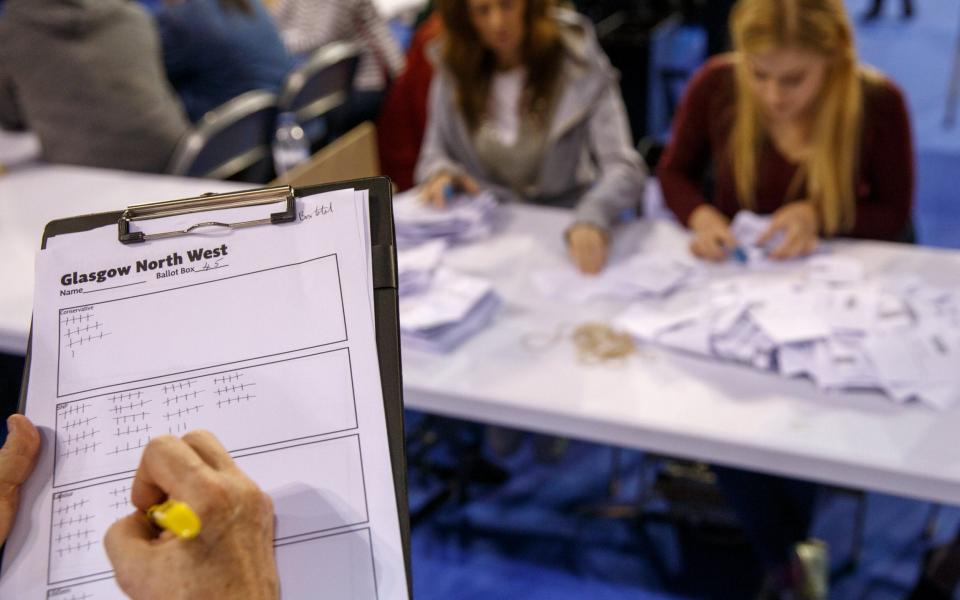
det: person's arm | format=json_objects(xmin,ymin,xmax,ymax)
[
  {"xmin": 413, "ymin": 72, "xmax": 480, "ymax": 206},
  {"xmin": 848, "ymin": 80, "xmax": 914, "ymax": 240},
  {"xmin": 656, "ymin": 62, "xmax": 720, "ymax": 227},
  {"xmin": 572, "ymin": 78, "xmax": 647, "ymax": 231},
  {"xmin": 0, "ymin": 415, "xmax": 40, "ymax": 547},
  {"xmin": 104, "ymin": 431, "xmax": 277, "ymax": 600}
]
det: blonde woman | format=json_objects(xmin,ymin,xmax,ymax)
[
  {"xmin": 659, "ymin": 1, "xmax": 913, "ymax": 597},
  {"xmin": 659, "ymin": 0, "xmax": 913, "ymax": 263}
]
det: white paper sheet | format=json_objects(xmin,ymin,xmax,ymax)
[{"xmin": 0, "ymin": 190, "xmax": 409, "ymax": 599}]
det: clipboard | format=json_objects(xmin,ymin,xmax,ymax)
[{"xmin": 15, "ymin": 177, "xmax": 411, "ymax": 596}]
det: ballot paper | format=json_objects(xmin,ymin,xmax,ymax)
[
  {"xmin": 392, "ymin": 188, "xmax": 499, "ymax": 246},
  {"xmin": 399, "ymin": 268, "xmax": 502, "ymax": 353},
  {"xmin": 615, "ymin": 267, "xmax": 960, "ymax": 410},
  {"xmin": 397, "ymin": 239, "xmax": 447, "ymax": 296},
  {"xmin": 729, "ymin": 210, "xmax": 789, "ymax": 266},
  {"xmin": 533, "ymin": 254, "xmax": 701, "ymax": 303},
  {"xmin": 0, "ymin": 190, "xmax": 409, "ymax": 599}
]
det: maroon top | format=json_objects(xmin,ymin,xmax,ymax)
[{"xmin": 657, "ymin": 56, "xmax": 914, "ymax": 240}]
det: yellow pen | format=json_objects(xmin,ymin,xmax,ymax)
[{"xmin": 147, "ymin": 499, "xmax": 202, "ymax": 539}]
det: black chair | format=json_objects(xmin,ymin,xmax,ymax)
[
  {"xmin": 166, "ymin": 90, "xmax": 278, "ymax": 184},
  {"xmin": 277, "ymin": 41, "xmax": 362, "ymax": 146}
]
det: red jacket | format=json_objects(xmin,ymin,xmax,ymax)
[{"xmin": 376, "ymin": 13, "xmax": 442, "ymax": 191}]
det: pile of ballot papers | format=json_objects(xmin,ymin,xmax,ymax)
[
  {"xmin": 533, "ymin": 254, "xmax": 702, "ymax": 303},
  {"xmin": 615, "ymin": 256, "xmax": 960, "ymax": 409},
  {"xmin": 397, "ymin": 242, "xmax": 501, "ymax": 352},
  {"xmin": 392, "ymin": 189, "xmax": 499, "ymax": 247}
]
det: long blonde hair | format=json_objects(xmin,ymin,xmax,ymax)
[{"xmin": 729, "ymin": 0, "xmax": 876, "ymax": 235}]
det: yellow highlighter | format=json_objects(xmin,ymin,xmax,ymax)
[{"xmin": 147, "ymin": 499, "xmax": 201, "ymax": 540}]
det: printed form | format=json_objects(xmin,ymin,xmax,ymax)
[{"xmin": 0, "ymin": 188, "xmax": 408, "ymax": 599}]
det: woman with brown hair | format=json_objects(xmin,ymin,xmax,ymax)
[
  {"xmin": 659, "ymin": 0, "xmax": 913, "ymax": 597},
  {"xmin": 415, "ymin": 0, "xmax": 646, "ymax": 274}
]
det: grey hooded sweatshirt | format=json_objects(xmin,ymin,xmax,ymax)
[
  {"xmin": 415, "ymin": 8, "xmax": 646, "ymax": 230},
  {"xmin": 0, "ymin": 0, "xmax": 189, "ymax": 173}
]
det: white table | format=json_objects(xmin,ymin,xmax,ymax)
[
  {"xmin": 401, "ymin": 204, "xmax": 960, "ymax": 506},
  {"xmin": 0, "ymin": 164, "xmax": 245, "ymax": 354},
  {"xmin": 4, "ymin": 165, "xmax": 960, "ymax": 507}
]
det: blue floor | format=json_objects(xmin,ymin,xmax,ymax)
[{"xmin": 408, "ymin": 3, "xmax": 960, "ymax": 598}]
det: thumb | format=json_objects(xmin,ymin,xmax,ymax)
[
  {"xmin": 0, "ymin": 415, "xmax": 40, "ymax": 486},
  {"xmin": 0, "ymin": 415, "xmax": 41, "ymax": 544}
]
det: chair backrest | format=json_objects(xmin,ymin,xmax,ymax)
[
  {"xmin": 270, "ymin": 121, "xmax": 380, "ymax": 188},
  {"xmin": 277, "ymin": 41, "xmax": 362, "ymax": 125},
  {"xmin": 167, "ymin": 90, "xmax": 278, "ymax": 183}
]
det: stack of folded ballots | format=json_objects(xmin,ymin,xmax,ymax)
[
  {"xmin": 615, "ymin": 255, "xmax": 960, "ymax": 409},
  {"xmin": 392, "ymin": 189, "xmax": 499, "ymax": 247},
  {"xmin": 532, "ymin": 254, "xmax": 702, "ymax": 303},
  {"xmin": 396, "ymin": 241, "xmax": 501, "ymax": 353}
]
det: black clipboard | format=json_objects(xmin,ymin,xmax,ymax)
[{"xmin": 16, "ymin": 177, "xmax": 411, "ymax": 596}]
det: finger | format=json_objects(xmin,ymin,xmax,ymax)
[
  {"xmin": 104, "ymin": 513, "xmax": 156, "ymax": 589},
  {"xmin": 0, "ymin": 415, "xmax": 41, "ymax": 487},
  {"xmin": 426, "ymin": 182, "xmax": 445, "ymax": 208},
  {"xmin": 692, "ymin": 236, "xmax": 723, "ymax": 262},
  {"xmin": 459, "ymin": 174, "xmax": 480, "ymax": 195},
  {"xmin": 181, "ymin": 430, "xmax": 235, "ymax": 472},
  {"xmin": 130, "ymin": 436, "xmax": 215, "ymax": 512},
  {"xmin": 802, "ymin": 237, "xmax": 819, "ymax": 256},
  {"xmin": 717, "ymin": 226, "xmax": 738, "ymax": 251},
  {"xmin": 770, "ymin": 228, "xmax": 805, "ymax": 259},
  {"xmin": 573, "ymin": 243, "xmax": 603, "ymax": 275}
]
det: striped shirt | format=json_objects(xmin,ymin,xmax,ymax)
[{"xmin": 268, "ymin": 0, "xmax": 405, "ymax": 91}]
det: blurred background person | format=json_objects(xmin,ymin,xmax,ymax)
[
  {"xmin": 377, "ymin": 12, "xmax": 443, "ymax": 191},
  {"xmin": 155, "ymin": 0, "xmax": 293, "ymax": 123},
  {"xmin": 416, "ymin": 0, "xmax": 646, "ymax": 276},
  {"xmin": 658, "ymin": 0, "xmax": 913, "ymax": 596},
  {"xmin": 0, "ymin": 0, "xmax": 189, "ymax": 173},
  {"xmin": 266, "ymin": 0, "xmax": 405, "ymax": 133}
]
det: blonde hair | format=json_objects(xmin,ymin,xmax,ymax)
[{"xmin": 729, "ymin": 0, "xmax": 878, "ymax": 235}]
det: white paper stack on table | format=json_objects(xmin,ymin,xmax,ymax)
[
  {"xmin": 392, "ymin": 188, "xmax": 499, "ymax": 247},
  {"xmin": 399, "ymin": 267, "xmax": 502, "ymax": 353},
  {"xmin": 533, "ymin": 254, "xmax": 702, "ymax": 303},
  {"xmin": 397, "ymin": 239, "xmax": 447, "ymax": 296},
  {"xmin": 615, "ymin": 255, "xmax": 960, "ymax": 409},
  {"xmin": 396, "ymin": 237, "xmax": 501, "ymax": 352}
]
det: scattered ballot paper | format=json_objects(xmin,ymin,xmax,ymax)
[
  {"xmin": 399, "ymin": 268, "xmax": 502, "ymax": 353},
  {"xmin": 614, "ymin": 264, "xmax": 960, "ymax": 410},
  {"xmin": 392, "ymin": 189, "xmax": 499, "ymax": 247},
  {"xmin": 397, "ymin": 239, "xmax": 447, "ymax": 296},
  {"xmin": 532, "ymin": 255, "xmax": 701, "ymax": 303}
]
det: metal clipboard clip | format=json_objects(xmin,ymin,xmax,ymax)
[{"xmin": 118, "ymin": 185, "xmax": 297, "ymax": 244}]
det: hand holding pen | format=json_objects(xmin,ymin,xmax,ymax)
[{"xmin": 105, "ymin": 431, "xmax": 278, "ymax": 600}]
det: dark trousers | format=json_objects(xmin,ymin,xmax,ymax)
[{"xmin": 713, "ymin": 466, "xmax": 818, "ymax": 570}]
